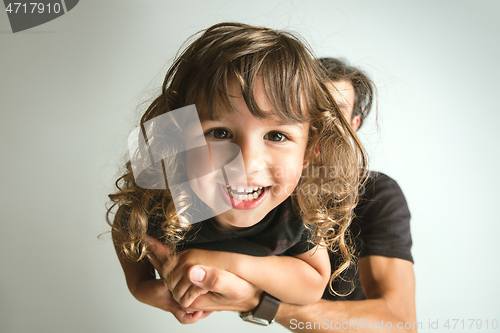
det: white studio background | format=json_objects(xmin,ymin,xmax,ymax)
[{"xmin": 1, "ymin": 1, "xmax": 499, "ymax": 333}]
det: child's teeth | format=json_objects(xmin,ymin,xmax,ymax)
[{"xmin": 227, "ymin": 185, "xmax": 266, "ymax": 198}]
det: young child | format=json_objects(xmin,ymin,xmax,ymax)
[{"xmin": 108, "ymin": 22, "xmax": 366, "ymax": 316}]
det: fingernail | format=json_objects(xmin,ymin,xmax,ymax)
[{"xmin": 190, "ymin": 266, "xmax": 206, "ymax": 282}]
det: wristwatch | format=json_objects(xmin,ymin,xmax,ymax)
[{"xmin": 239, "ymin": 292, "xmax": 280, "ymax": 326}]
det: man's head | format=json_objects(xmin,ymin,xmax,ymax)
[{"xmin": 318, "ymin": 58, "xmax": 374, "ymax": 131}]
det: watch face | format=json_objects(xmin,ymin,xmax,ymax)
[{"xmin": 240, "ymin": 313, "xmax": 270, "ymax": 326}]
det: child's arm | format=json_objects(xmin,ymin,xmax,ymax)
[
  {"xmin": 112, "ymin": 228, "xmax": 212, "ymax": 324},
  {"xmin": 157, "ymin": 240, "xmax": 331, "ymax": 308}
]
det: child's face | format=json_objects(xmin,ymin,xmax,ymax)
[{"xmin": 188, "ymin": 80, "xmax": 311, "ymax": 230}]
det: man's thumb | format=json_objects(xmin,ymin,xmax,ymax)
[{"xmin": 189, "ymin": 265, "xmax": 207, "ymax": 283}]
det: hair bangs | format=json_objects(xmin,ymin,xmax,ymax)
[{"xmin": 185, "ymin": 27, "xmax": 316, "ymax": 124}]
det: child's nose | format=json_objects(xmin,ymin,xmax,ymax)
[{"xmin": 239, "ymin": 140, "xmax": 267, "ymax": 174}]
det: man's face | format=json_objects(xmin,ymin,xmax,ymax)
[{"xmin": 326, "ymin": 80, "xmax": 360, "ymax": 132}]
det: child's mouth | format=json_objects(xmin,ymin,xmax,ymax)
[
  {"xmin": 217, "ymin": 183, "xmax": 269, "ymax": 210},
  {"xmin": 225, "ymin": 185, "xmax": 265, "ymax": 201}
]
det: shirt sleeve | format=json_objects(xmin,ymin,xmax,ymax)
[{"xmin": 353, "ymin": 172, "xmax": 413, "ymax": 262}]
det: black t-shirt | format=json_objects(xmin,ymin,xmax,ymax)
[
  {"xmin": 147, "ymin": 196, "xmax": 315, "ymax": 257},
  {"xmin": 323, "ymin": 172, "xmax": 413, "ymax": 301}
]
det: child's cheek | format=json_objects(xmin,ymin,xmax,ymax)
[
  {"xmin": 271, "ymin": 154, "xmax": 306, "ymax": 196},
  {"xmin": 189, "ymin": 173, "xmax": 230, "ymax": 214}
]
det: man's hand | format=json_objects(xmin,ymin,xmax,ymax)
[
  {"xmin": 168, "ymin": 248, "xmax": 232, "ymax": 307},
  {"xmin": 133, "ymin": 278, "xmax": 212, "ymax": 324},
  {"xmin": 183, "ymin": 265, "xmax": 262, "ymax": 313},
  {"xmin": 112, "ymin": 231, "xmax": 212, "ymax": 325},
  {"xmin": 146, "ymin": 236, "xmax": 262, "ymax": 313},
  {"xmin": 146, "ymin": 237, "xmax": 213, "ymax": 308}
]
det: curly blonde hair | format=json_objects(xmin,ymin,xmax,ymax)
[{"xmin": 107, "ymin": 22, "xmax": 367, "ymax": 294}]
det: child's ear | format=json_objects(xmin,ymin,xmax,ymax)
[{"xmin": 303, "ymin": 143, "xmax": 320, "ymax": 168}]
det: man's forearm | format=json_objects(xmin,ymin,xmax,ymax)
[{"xmin": 276, "ymin": 298, "xmax": 418, "ymax": 333}]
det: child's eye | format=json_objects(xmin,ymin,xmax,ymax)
[
  {"xmin": 265, "ymin": 131, "xmax": 289, "ymax": 142},
  {"xmin": 206, "ymin": 128, "xmax": 232, "ymax": 140}
]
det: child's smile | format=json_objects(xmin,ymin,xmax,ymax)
[
  {"xmin": 218, "ymin": 183, "xmax": 268, "ymax": 209},
  {"xmin": 186, "ymin": 79, "xmax": 311, "ymax": 231}
]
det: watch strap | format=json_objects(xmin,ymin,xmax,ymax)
[
  {"xmin": 240, "ymin": 292, "xmax": 280, "ymax": 325},
  {"xmin": 253, "ymin": 293, "xmax": 280, "ymax": 322}
]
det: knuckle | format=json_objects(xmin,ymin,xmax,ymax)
[
  {"xmin": 172, "ymin": 290, "xmax": 182, "ymax": 303},
  {"xmin": 209, "ymin": 273, "xmax": 221, "ymax": 291},
  {"xmin": 179, "ymin": 297, "xmax": 192, "ymax": 308},
  {"xmin": 180, "ymin": 290, "xmax": 197, "ymax": 307}
]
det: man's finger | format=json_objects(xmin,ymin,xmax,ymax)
[
  {"xmin": 171, "ymin": 275, "xmax": 194, "ymax": 304},
  {"xmin": 178, "ymin": 284, "xmax": 209, "ymax": 309},
  {"xmin": 145, "ymin": 236, "xmax": 178, "ymax": 284},
  {"xmin": 145, "ymin": 252, "xmax": 163, "ymax": 272},
  {"xmin": 145, "ymin": 235, "xmax": 172, "ymax": 261},
  {"xmin": 188, "ymin": 265, "xmax": 246, "ymax": 298},
  {"xmin": 175, "ymin": 310, "xmax": 213, "ymax": 324}
]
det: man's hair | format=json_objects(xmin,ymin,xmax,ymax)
[{"xmin": 318, "ymin": 58, "xmax": 374, "ymax": 129}]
